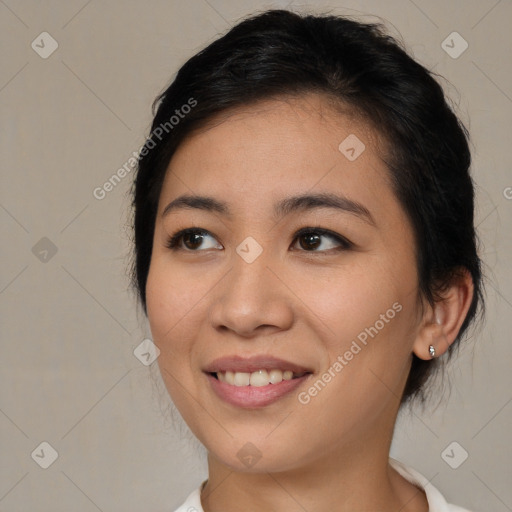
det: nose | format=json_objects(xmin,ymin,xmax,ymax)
[{"xmin": 209, "ymin": 246, "xmax": 294, "ymax": 338}]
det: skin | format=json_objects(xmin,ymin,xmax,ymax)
[{"xmin": 145, "ymin": 93, "xmax": 474, "ymax": 512}]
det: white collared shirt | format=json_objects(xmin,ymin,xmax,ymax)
[{"xmin": 173, "ymin": 458, "xmax": 473, "ymax": 512}]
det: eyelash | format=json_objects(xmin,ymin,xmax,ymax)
[{"xmin": 164, "ymin": 227, "xmax": 353, "ymax": 254}]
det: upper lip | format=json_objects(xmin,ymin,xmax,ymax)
[{"xmin": 203, "ymin": 355, "xmax": 313, "ymax": 374}]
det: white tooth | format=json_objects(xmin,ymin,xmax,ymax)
[
  {"xmin": 268, "ymin": 369, "xmax": 283, "ymax": 384},
  {"xmin": 233, "ymin": 372, "xmax": 250, "ymax": 386},
  {"xmin": 283, "ymin": 370, "xmax": 293, "ymax": 381},
  {"xmin": 250, "ymin": 370, "xmax": 270, "ymax": 387},
  {"xmin": 217, "ymin": 372, "xmax": 226, "ymax": 382},
  {"xmin": 225, "ymin": 371, "xmax": 235, "ymax": 385}
]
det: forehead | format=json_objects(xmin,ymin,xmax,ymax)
[
  {"xmin": 176, "ymin": 93, "xmax": 385, "ymax": 163},
  {"xmin": 158, "ymin": 94, "xmax": 395, "ymax": 222}
]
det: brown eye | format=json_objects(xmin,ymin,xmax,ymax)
[
  {"xmin": 182, "ymin": 232, "xmax": 205, "ymax": 250},
  {"xmin": 292, "ymin": 228, "xmax": 352, "ymax": 253},
  {"xmin": 299, "ymin": 233, "xmax": 322, "ymax": 250},
  {"xmin": 165, "ymin": 229, "xmax": 222, "ymax": 251}
]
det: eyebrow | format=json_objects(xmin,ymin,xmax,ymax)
[{"xmin": 161, "ymin": 192, "xmax": 376, "ymax": 226}]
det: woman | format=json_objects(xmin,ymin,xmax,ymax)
[{"xmin": 131, "ymin": 9, "xmax": 484, "ymax": 512}]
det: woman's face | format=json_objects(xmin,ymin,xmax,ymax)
[{"xmin": 146, "ymin": 94, "xmax": 423, "ymax": 472}]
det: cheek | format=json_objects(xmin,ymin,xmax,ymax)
[
  {"xmin": 145, "ymin": 258, "xmax": 199, "ymax": 361},
  {"xmin": 145, "ymin": 260, "xmax": 198, "ymax": 408},
  {"xmin": 297, "ymin": 258, "xmax": 404, "ymax": 349},
  {"xmin": 296, "ymin": 254, "xmax": 417, "ymax": 408}
]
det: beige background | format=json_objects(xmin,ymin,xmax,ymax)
[{"xmin": 1, "ymin": 0, "xmax": 511, "ymax": 510}]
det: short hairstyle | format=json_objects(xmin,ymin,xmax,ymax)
[{"xmin": 130, "ymin": 9, "xmax": 485, "ymax": 405}]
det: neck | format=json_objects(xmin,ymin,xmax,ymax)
[{"xmin": 200, "ymin": 412, "xmax": 428, "ymax": 512}]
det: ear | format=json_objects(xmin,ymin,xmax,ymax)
[{"xmin": 413, "ymin": 268, "xmax": 474, "ymax": 360}]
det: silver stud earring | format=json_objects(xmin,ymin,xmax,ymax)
[{"xmin": 429, "ymin": 345, "xmax": 436, "ymax": 358}]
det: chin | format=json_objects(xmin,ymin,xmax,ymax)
[{"xmin": 202, "ymin": 434, "xmax": 310, "ymax": 474}]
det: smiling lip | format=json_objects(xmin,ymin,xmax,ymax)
[
  {"xmin": 203, "ymin": 355, "xmax": 313, "ymax": 409},
  {"xmin": 203, "ymin": 355, "xmax": 312, "ymax": 374}
]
